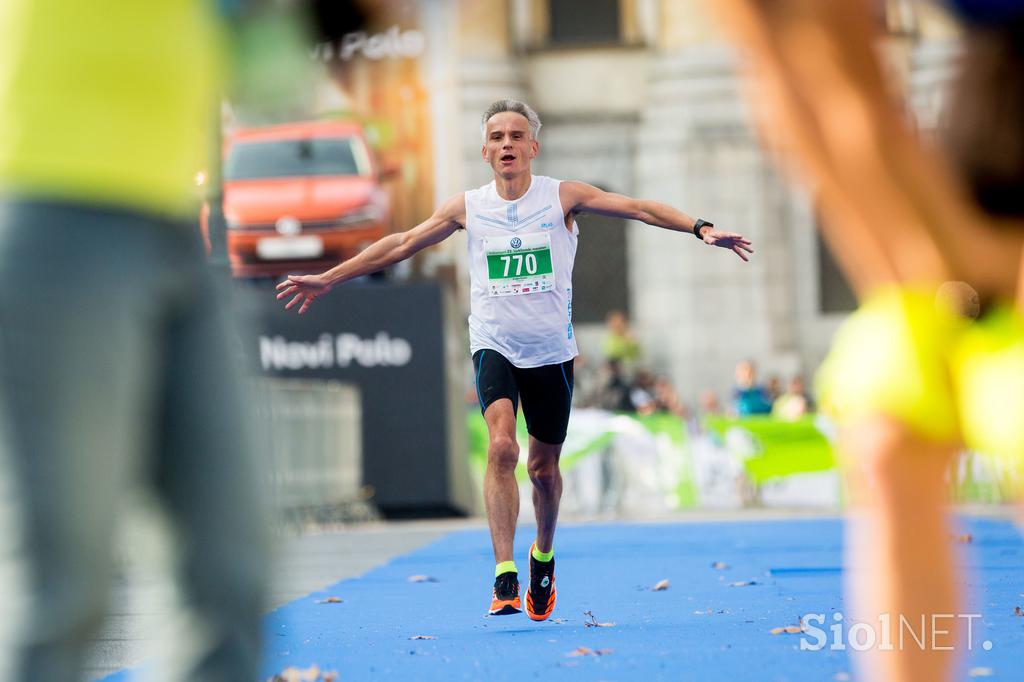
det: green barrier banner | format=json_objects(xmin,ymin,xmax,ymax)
[
  {"xmin": 466, "ymin": 408, "xmax": 698, "ymax": 510},
  {"xmin": 468, "ymin": 410, "xmax": 1009, "ymax": 508},
  {"xmin": 467, "ymin": 410, "xmax": 680, "ymax": 478},
  {"xmin": 703, "ymin": 415, "xmax": 835, "ymax": 485}
]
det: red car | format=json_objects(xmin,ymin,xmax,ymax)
[{"xmin": 206, "ymin": 120, "xmax": 393, "ymax": 278}]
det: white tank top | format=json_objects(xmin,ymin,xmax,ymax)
[{"xmin": 465, "ymin": 175, "xmax": 579, "ymax": 368}]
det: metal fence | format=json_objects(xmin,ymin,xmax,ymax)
[{"xmin": 255, "ymin": 378, "xmax": 371, "ymax": 522}]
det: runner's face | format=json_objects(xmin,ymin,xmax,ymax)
[{"xmin": 482, "ymin": 112, "xmax": 538, "ymax": 177}]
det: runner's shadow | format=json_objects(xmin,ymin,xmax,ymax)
[{"xmin": 483, "ymin": 622, "xmax": 563, "ymax": 634}]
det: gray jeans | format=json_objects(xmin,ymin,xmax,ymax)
[{"xmin": 0, "ymin": 199, "xmax": 268, "ymax": 681}]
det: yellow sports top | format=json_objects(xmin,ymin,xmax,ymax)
[
  {"xmin": 817, "ymin": 285, "xmax": 1024, "ymax": 469},
  {"xmin": 0, "ymin": 0, "xmax": 222, "ymax": 217}
]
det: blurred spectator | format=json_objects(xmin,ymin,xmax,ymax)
[
  {"xmin": 602, "ymin": 310, "xmax": 641, "ymax": 369},
  {"xmin": 765, "ymin": 374, "xmax": 782, "ymax": 402},
  {"xmin": 653, "ymin": 377, "xmax": 689, "ymax": 418},
  {"xmin": 689, "ymin": 388, "xmax": 724, "ymax": 433},
  {"xmin": 699, "ymin": 389, "xmax": 723, "ymax": 416},
  {"xmin": 631, "ymin": 369, "xmax": 658, "ymax": 415},
  {"xmin": 772, "ymin": 376, "xmax": 815, "ymax": 421},
  {"xmin": 597, "ymin": 359, "xmax": 635, "ymax": 412},
  {"xmin": 570, "ymin": 353, "xmax": 599, "ymax": 407},
  {"xmin": 731, "ymin": 359, "xmax": 772, "ymax": 416}
]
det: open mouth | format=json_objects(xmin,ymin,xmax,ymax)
[{"xmin": 500, "ymin": 154, "xmax": 515, "ymax": 163}]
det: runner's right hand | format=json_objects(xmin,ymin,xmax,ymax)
[{"xmin": 275, "ymin": 274, "xmax": 333, "ymax": 315}]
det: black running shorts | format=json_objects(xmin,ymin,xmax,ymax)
[{"xmin": 472, "ymin": 349, "xmax": 574, "ymax": 445}]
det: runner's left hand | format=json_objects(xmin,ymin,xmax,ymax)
[{"xmin": 703, "ymin": 229, "xmax": 754, "ymax": 262}]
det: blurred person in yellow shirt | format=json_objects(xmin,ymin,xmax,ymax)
[
  {"xmin": 601, "ymin": 310, "xmax": 641, "ymax": 368},
  {"xmin": 0, "ymin": 0, "xmax": 357, "ymax": 678}
]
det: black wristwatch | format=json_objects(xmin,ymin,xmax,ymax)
[{"xmin": 693, "ymin": 218, "xmax": 714, "ymax": 240}]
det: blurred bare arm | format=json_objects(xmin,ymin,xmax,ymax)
[
  {"xmin": 712, "ymin": 0, "xmax": 1018, "ymax": 297},
  {"xmin": 275, "ymin": 193, "xmax": 465, "ymax": 314}
]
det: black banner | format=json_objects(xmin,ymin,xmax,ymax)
[{"xmin": 236, "ymin": 279, "xmax": 466, "ymax": 516}]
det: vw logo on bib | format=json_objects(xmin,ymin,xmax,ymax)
[{"xmin": 510, "ymin": 237, "xmax": 522, "ymax": 249}]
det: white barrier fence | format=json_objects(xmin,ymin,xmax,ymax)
[{"xmin": 255, "ymin": 379, "xmax": 368, "ymax": 519}]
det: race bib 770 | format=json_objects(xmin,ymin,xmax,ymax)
[{"xmin": 484, "ymin": 232, "xmax": 555, "ymax": 297}]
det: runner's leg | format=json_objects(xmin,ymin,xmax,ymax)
[
  {"xmin": 475, "ymin": 350, "xmax": 522, "ymax": 565},
  {"xmin": 483, "ymin": 399, "xmax": 520, "ymax": 564},
  {"xmin": 518, "ymin": 358, "xmax": 573, "ymax": 553},
  {"xmin": 518, "ymin": 358, "xmax": 571, "ymax": 621},
  {"xmin": 843, "ymin": 416, "xmax": 960, "ymax": 682},
  {"xmin": 527, "ymin": 438, "xmax": 562, "ymax": 554}
]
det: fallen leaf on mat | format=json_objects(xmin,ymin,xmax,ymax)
[
  {"xmin": 652, "ymin": 579, "xmax": 670, "ymax": 591},
  {"xmin": 322, "ymin": 673, "xmax": 339, "ymax": 682},
  {"xmin": 711, "ymin": 562, "xmax": 729, "ymax": 570},
  {"xmin": 951, "ymin": 533, "xmax": 973, "ymax": 544},
  {"xmin": 268, "ymin": 666, "xmax": 320, "ymax": 682},
  {"xmin": 567, "ymin": 646, "xmax": 613, "ymax": 657},
  {"xmin": 583, "ymin": 610, "xmax": 615, "ymax": 628},
  {"xmin": 315, "ymin": 597, "xmax": 343, "ymax": 604},
  {"xmin": 408, "ymin": 575, "xmax": 439, "ymax": 583},
  {"xmin": 1014, "ymin": 606, "xmax": 1023, "ymax": 617},
  {"xmin": 729, "ymin": 581, "xmax": 758, "ymax": 587},
  {"xmin": 770, "ymin": 625, "xmax": 804, "ymax": 635},
  {"xmin": 968, "ymin": 668, "xmax": 994, "ymax": 677},
  {"xmin": 409, "ymin": 635, "xmax": 436, "ymax": 640}
]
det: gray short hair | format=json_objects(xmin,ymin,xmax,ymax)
[{"xmin": 481, "ymin": 99, "xmax": 542, "ymax": 141}]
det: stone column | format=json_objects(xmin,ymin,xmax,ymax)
[{"xmin": 634, "ymin": 44, "xmax": 802, "ymax": 401}]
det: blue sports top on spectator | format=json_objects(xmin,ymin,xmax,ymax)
[{"xmin": 733, "ymin": 386, "xmax": 772, "ymax": 416}]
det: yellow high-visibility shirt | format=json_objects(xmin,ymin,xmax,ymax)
[{"xmin": 0, "ymin": 0, "xmax": 222, "ymax": 217}]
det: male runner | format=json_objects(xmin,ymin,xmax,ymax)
[{"xmin": 277, "ymin": 99, "xmax": 753, "ymax": 620}]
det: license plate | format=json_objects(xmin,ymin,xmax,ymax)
[{"xmin": 256, "ymin": 236, "xmax": 324, "ymax": 260}]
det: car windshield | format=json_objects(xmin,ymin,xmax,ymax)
[{"xmin": 224, "ymin": 137, "xmax": 365, "ymax": 180}]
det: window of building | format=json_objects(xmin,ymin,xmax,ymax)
[
  {"xmin": 548, "ymin": 0, "xmax": 621, "ymax": 45},
  {"xmin": 572, "ymin": 210, "xmax": 629, "ymax": 323},
  {"xmin": 816, "ymin": 231, "xmax": 857, "ymax": 314}
]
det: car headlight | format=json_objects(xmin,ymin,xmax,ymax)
[{"xmin": 338, "ymin": 205, "xmax": 384, "ymax": 225}]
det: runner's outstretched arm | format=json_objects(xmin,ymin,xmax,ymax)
[
  {"xmin": 559, "ymin": 181, "xmax": 754, "ymax": 261},
  {"xmin": 711, "ymin": 0, "xmax": 1021, "ymax": 297},
  {"xmin": 275, "ymin": 193, "xmax": 466, "ymax": 314}
]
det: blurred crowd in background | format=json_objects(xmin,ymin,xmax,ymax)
[{"xmin": 549, "ymin": 311, "xmax": 816, "ymax": 424}]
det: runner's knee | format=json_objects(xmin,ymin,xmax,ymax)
[
  {"xmin": 488, "ymin": 435, "xmax": 519, "ymax": 471},
  {"xmin": 844, "ymin": 417, "xmax": 951, "ymax": 502},
  {"xmin": 527, "ymin": 457, "xmax": 559, "ymax": 487}
]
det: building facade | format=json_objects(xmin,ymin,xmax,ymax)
[{"xmin": 419, "ymin": 0, "xmax": 960, "ymax": 403}]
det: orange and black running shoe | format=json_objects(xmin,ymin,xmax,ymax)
[
  {"xmin": 525, "ymin": 543, "xmax": 556, "ymax": 621},
  {"xmin": 488, "ymin": 571, "xmax": 522, "ymax": 616}
]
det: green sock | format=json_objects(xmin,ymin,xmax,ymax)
[
  {"xmin": 495, "ymin": 560, "xmax": 517, "ymax": 577},
  {"xmin": 531, "ymin": 545, "xmax": 554, "ymax": 562}
]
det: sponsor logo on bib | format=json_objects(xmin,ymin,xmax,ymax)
[{"xmin": 510, "ymin": 237, "xmax": 522, "ymax": 249}]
